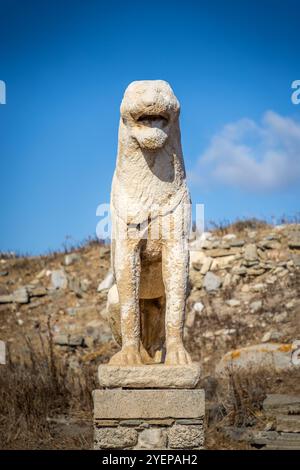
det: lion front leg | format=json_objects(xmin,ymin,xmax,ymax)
[
  {"xmin": 162, "ymin": 240, "xmax": 192, "ymax": 365},
  {"xmin": 109, "ymin": 239, "xmax": 143, "ymax": 366}
]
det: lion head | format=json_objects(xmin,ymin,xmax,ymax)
[{"xmin": 120, "ymin": 80, "xmax": 180, "ymax": 151}]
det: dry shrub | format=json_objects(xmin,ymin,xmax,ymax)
[
  {"xmin": 209, "ymin": 367, "xmax": 300, "ymax": 429},
  {"xmin": 224, "ymin": 368, "xmax": 267, "ymax": 427},
  {"xmin": 0, "ymin": 317, "xmax": 96, "ymax": 448},
  {"xmin": 210, "ymin": 218, "xmax": 270, "ymax": 236}
]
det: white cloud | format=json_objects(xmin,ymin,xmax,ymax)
[{"xmin": 189, "ymin": 111, "xmax": 300, "ymax": 192}]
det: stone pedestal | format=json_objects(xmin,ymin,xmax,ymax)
[
  {"xmin": 93, "ymin": 364, "xmax": 205, "ymax": 450},
  {"xmin": 98, "ymin": 363, "xmax": 201, "ymax": 389}
]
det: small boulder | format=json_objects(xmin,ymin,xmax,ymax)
[
  {"xmin": 54, "ymin": 334, "xmax": 84, "ymax": 347},
  {"xmin": 194, "ymin": 301, "xmax": 204, "ymax": 313},
  {"xmin": 226, "ymin": 299, "xmax": 241, "ymax": 308},
  {"xmin": 223, "ymin": 233, "xmax": 237, "ymax": 241},
  {"xmin": 0, "ymin": 294, "xmax": 13, "ymax": 303},
  {"xmin": 216, "ymin": 343, "xmax": 299, "ymax": 375},
  {"xmin": 80, "ymin": 278, "xmax": 91, "ymax": 292},
  {"xmin": 12, "ymin": 287, "xmax": 29, "ymax": 304},
  {"xmin": 64, "ymin": 253, "xmax": 81, "ymax": 266},
  {"xmin": 288, "ymin": 236, "xmax": 300, "ymax": 249},
  {"xmin": 68, "ymin": 277, "xmax": 84, "ymax": 297},
  {"xmin": 230, "ymin": 239, "xmax": 245, "ymax": 248},
  {"xmin": 51, "ymin": 269, "xmax": 68, "ymax": 290},
  {"xmin": 0, "ymin": 287, "xmax": 29, "ymax": 304},
  {"xmin": 250, "ymin": 300, "xmax": 262, "ymax": 313},
  {"xmin": 274, "ymin": 311, "xmax": 288, "ymax": 323},
  {"xmin": 185, "ymin": 310, "xmax": 196, "ymax": 328},
  {"xmin": 200, "ymin": 256, "xmax": 212, "ymax": 275},
  {"xmin": 244, "ymin": 244, "xmax": 258, "ymax": 261},
  {"xmin": 262, "ymin": 331, "xmax": 284, "ymax": 343},
  {"xmin": 27, "ymin": 285, "xmax": 47, "ymax": 297},
  {"xmin": 203, "ymin": 272, "xmax": 222, "ymax": 292}
]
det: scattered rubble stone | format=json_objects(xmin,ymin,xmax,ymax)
[
  {"xmin": 54, "ymin": 334, "xmax": 85, "ymax": 347},
  {"xmin": 193, "ymin": 301, "xmax": 204, "ymax": 313},
  {"xmin": 27, "ymin": 285, "xmax": 47, "ymax": 297},
  {"xmin": 288, "ymin": 236, "xmax": 300, "ymax": 249},
  {"xmin": 250, "ymin": 300, "xmax": 262, "ymax": 313},
  {"xmin": 261, "ymin": 331, "xmax": 284, "ymax": 343},
  {"xmin": 68, "ymin": 277, "xmax": 84, "ymax": 297},
  {"xmin": 51, "ymin": 269, "xmax": 68, "ymax": 290},
  {"xmin": 225, "ymin": 299, "xmax": 240, "ymax": 308},
  {"xmin": 185, "ymin": 310, "xmax": 196, "ymax": 328},
  {"xmin": 230, "ymin": 239, "xmax": 245, "ymax": 247},
  {"xmin": 216, "ymin": 343, "xmax": 298, "ymax": 375},
  {"xmin": 64, "ymin": 253, "xmax": 81, "ymax": 266},
  {"xmin": 200, "ymin": 257, "xmax": 212, "ymax": 274},
  {"xmin": 211, "ymin": 255, "xmax": 235, "ymax": 270},
  {"xmin": 276, "ymin": 415, "xmax": 300, "ymax": 433},
  {"xmin": 13, "ymin": 287, "xmax": 29, "ymax": 304},
  {"xmin": 80, "ymin": 278, "xmax": 91, "ymax": 292},
  {"xmin": 244, "ymin": 244, "xmax": 258, "ymax": 261},
  {"xmin": 203, "ymin": 272, "xmax": 221, "ymax": 292},
  {"xmin": 274, "ymin": 312, "xmax": 288, "ymax": 323},
  {"xmin": 263, "ymin": 394, "xmax": 300, "ymax": 415},
  {"xmin": 222, "ymin": 233, "xmax": 237, "ymax": 241}
]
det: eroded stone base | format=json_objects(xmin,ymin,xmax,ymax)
[
  {"xmin": 93, "ymin": 389, "xmax": 205, "ymax": 450},
  {"xmin": 98, "ymin": 363, "xmax": 201, "ymax": 389}
]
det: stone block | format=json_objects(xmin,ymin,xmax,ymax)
[
  {"xmin": 136, "ymin": 428, "xmax": 167, "ymax": 449},
  {"xmin": 146, "ymin": 419, "xmax": 175, "ymax": 426},
  {"xmin": 175, "ymin": 418, "xmax": 203, "ymax": 425},
  {"xmin": 98, "ymin": 363, "xmax": 201, "ymax": 389},
  {"xmin": 94, "ymin": 389, "xmax": 205, "ymax": 419},
  {"xmin": 95, "ymin": 419, "xmax": 118, "ymax": 427},
  {"xmin": 263, "ymin": 394, "xmax": 300, "ymax": 415},
  {"xmin": 276, "ymin": 415, "xmax": 300, "ymax": 433},
  {"xmin": 94, "ymin": 427, "xmax": 138, "ymax": 449},
  {"xmin": 119, "ymin": 420, "xmax": 143, "ymax": 427},
  {"xmin": 168, "ymin": 424, "xmax": 204, "ymax": 449}
]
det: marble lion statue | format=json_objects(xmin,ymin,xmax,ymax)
[{"xmin": 107, "ymin": 80, "xmax": 192, "ymax": 366}]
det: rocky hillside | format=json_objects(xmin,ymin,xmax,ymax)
[
  {"xmin": 186, "ymin": 222, "xmax": 300, "ymax": 372},
  {"xmin": 0, "ymin": 221, "xmax": 299, "ymax": 449}
]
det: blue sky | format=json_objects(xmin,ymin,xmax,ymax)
[{"xmin": 0, "ymin": 0, "xmax": 299, "ymax": 254}]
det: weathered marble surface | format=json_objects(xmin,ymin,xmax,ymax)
[
  {"xmin": 106, "ymin": 80, "xmax": 192, "ymax": 367},
  {"xmin": 94, "ymin": 388, "xmax": 205, "ymax": 450},
  {"xmin": 98, "ymin": 363, "xmax": 201, "ymax": 389},
  {"xmin": 93, "ymin": 389, "xmax": 205, "ymax": 419}
]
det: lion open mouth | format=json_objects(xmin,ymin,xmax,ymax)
[{"xmin": 137, "ymin": 114, "xmax": 168, "ymax": 128}]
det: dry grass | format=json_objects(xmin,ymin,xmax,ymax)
[
  {"xmin": 209, "ymin": 217, "xmax": 270, "ymax": 236},
  {"xmin": 205, "ymin": 367, "xmax": 300, "ymax": 436},
  {"xmin": 204, "ymin": 367, "xmax": 300, "ymax": 449},
  {"xmin": 0, "ymin": 316, "xmax": 96, "ymax": 449}
]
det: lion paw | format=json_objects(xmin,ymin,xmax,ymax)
[
  {"xmin": 109, "ymin": 345, "xmax": 143, "ymax": 366},
  {"xmin": 165, "ymin": 343, "xmax": 192, "ymax": 365}
]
